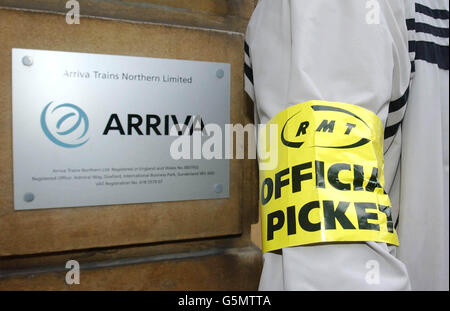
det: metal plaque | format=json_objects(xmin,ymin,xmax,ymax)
[{"xmin": 12, "ymin": 49, "xmax": 230, "ymax": 210}]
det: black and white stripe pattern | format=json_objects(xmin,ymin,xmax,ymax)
[
  {"xmin": 408, "ymin": 1, "xmax": 449, "ymax": 71},
  {"xmin": 385, "ymin": 1, "xmax": 449, "ymax": 151},
  {"xmin": 384, "ymin": 87, "xmax": 410, "ymax": 152},
  {"xmin": 244, "ymin": 41, "xmax": 255, "ymax": 102}
]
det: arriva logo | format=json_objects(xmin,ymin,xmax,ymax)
[{"xmin": 40, "ymin": 102, "xmax": 89, "ymax": 148}]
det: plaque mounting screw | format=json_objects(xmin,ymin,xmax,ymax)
[
  {"xmin": 24, "ymin": 192, "xmax": 35, "ymax": 202},
  {"xmin": 214, "ymin": 184, "xmax": 223, "ymax": 193},
  {"xmin": 216, "ymin": 69, "xmax": 224, "ymax": 79},
  {"xmin": 22, "ymin": 56, "xmax": 33, "ymax": 66}
]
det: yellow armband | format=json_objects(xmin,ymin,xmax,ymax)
[{"xmin": 258, "ymin": 101, "xmax": 399, "ymax": 253}]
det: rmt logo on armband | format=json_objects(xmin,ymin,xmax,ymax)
[
  {"xmin": 280, "ymin": 104, "xmax": 372, "ymax": 150},
  {"xmin": 259, "ymin": 100, "xmax": 398, "ymax": 253}
]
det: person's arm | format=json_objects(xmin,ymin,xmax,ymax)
[{"xmin": 245, "ymin": 0, "xmax": 411, "ymax": 290}]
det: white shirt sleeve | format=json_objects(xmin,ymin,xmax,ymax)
[
  {"xmin": 246, "ymin": 0, "xmax": 412, "ymax": 290},
  {"xmin": 396, "ymin": 0, "xmax": 449, "ymax": 291}
]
